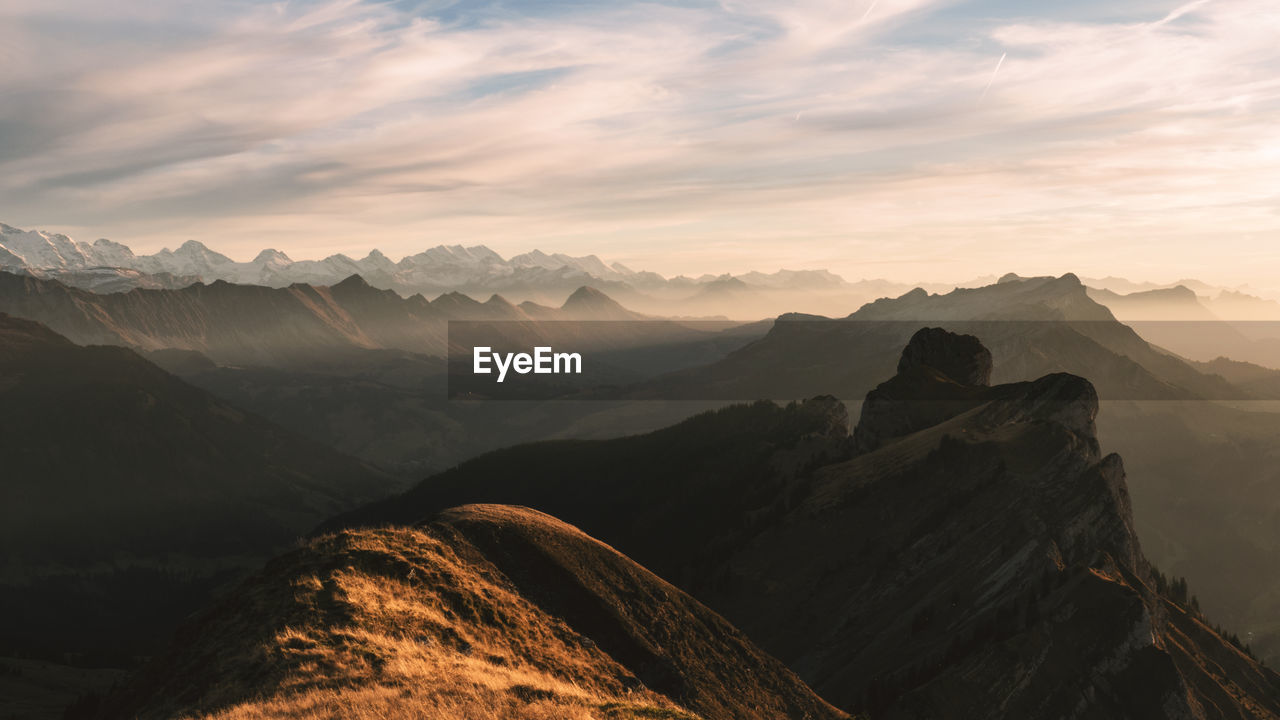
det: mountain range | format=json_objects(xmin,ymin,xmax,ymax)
[
  {"xmin": 14, "ymin": 221, "xmax": 1280, "ymax": 322},
  {"xmin": 641, "ymin": 273, "xmax": 1254, "ymax": 401},
  {"xmin": 7, "ymin": 270, "xmax": 1280, "ymax": 717},
  {"xmin": 0, "ymin": 270, "xmax": 738, "ymax": 366},
  {"xmin": 0, "ymin": 222, "xmax": 867, "ymax": 313}
]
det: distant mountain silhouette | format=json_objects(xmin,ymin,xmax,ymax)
[
  {"xmin": 0, "ymin": 314, "xmax": 393, "ymax": 660},
  {"xmin": 0, "ymin": 222, "xmax": 871, "ymax": 314},
  {"xmin": 641, "ymin": 273, "xmax": 1248, "ymax": 400},
  {"xmin": 328, "ymin": 328, "xmax": 1280, "ymax": 718},
  {"xmin": 1086, "ymin": 283, "xmax": 1280, "ymax": 369},
  {"xmin": 97, "ymin": 505, "xmax": 845, "ymax": 720},
  {"xmin": 557, "ymin": 285, "xmax": 649, "ymax": 320},
  {"xmin": 0, "ymin": 271, "xmax": 696, "ymax": 366},
  {"xmin": 1087, "ymin": 285, "xmax": 1217, "ymax": 321}
]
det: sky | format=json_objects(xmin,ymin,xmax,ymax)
[{"xmin": 1, "ymin": 0, "xmax": 1279, "ymax": 287}]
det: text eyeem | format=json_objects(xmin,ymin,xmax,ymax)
[{"xmin": 473, "ymin": 346, "xmax": 583, "ymax": 383}]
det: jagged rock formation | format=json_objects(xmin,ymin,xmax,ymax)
[
  {"xmin": 705, "ymin": 329, "xmax": 1278, "ymax": 718},
  {"xmin": 332, "ymin": 327, "xmax": 1280, "ymax": 719},
  {"xmin": 99, "ymin": 506, "xmax": 846, "ymax": 720},
  {"xmin": 895, "ymin": 326, "xmax": 993, "ymax": 385},
  {"xmin": 853, "ymin": 327, "xmax": 994, "ymax": 452}
]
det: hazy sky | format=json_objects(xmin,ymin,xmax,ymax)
[{"xmin": 2, "ymin": 0, "xmax": 1278, "ymax": 286}]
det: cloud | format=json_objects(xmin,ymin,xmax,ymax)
[{"xmin": 0, "ymin": 0, "xmax": 1278, "ymax": 287}]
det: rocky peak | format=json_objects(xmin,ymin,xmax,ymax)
[
  {"xmin": 331, "ymin": 273, "xmax": 372, "ymax": 291},
  {"xmin": 853, "ymin": 328, "xmax": 993, "ymax": 453},
  {"xmin": 854, "ymin": 328, "xmax": 1101, "ymax": 454},
  {"xmin": 896, "ymin": 326, "xmax": 992, "ymax": 385},
  {"xmin": 253, "ymin": 248, "xmax": 292, "ymax": 265}
]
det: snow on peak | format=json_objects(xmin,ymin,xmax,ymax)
[{"xmin": 253, "ymin": 249, "xmax": 293, "ymax": 266}]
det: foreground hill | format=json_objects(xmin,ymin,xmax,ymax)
[
  {"xmin": 332, "ymin": 328, "xmax": 1280, "ymax": 718},
  {"xmin": 0, "ymin": 314, "xmax": 393, "ymax": 662},
  {"xmin": 98, "ymin": 505, "xmax": 846, "ymax": 720}
]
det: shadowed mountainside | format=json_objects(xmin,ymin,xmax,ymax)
[
  {"xmin": 330, "ymin": 328, "xmax": 1280, "ymax": 718},
  {"xmin": 325, "ymin": 396, "xmax": 850, "ymax": 587},
  {"xmin": 0, "ymin": 313, "xmax": 394, "ymax": 662},
  {"xmin": 97, "ymin": 505, "xmax": 847, "ymax": 720},
  {"xmin": 707, "ymin": 328, "xmax": 1280, "ymax": 717}
]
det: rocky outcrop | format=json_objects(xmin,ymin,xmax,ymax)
[
  {"xmin": 854, "ymin": 328, "xmax": 1101, "ymax": 455},
  {"xmin": 896, "ymin": 326, "xmax": 993, "ymax": 385},
  {"xmin": 711, "ymin": 331, "xmax": 1280, "ymax": 719},
  {"xmin": 853, "ymin": 327, "xmax": 995, "ymax": 452},
  {"xmin": 322, "ymin": 328, "xmax": 1280, "ymax": 719}
]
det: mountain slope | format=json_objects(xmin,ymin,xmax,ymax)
[
  {"xmin": 0, "ymin": 314, "xmax": 394, "ymax": 659},
  {"xmin": 328, "ymin": 327, "xmax": 1280, "ymax": 718},
  {"xmin": 704, "ymin": 329, "xmax": 1280, "ymax": 717},
  {"xmin": 326, "ymin": 397, "xmax": 850, "ymax": 586},
  {"xmin": 99, "ymin": 506, "xmax": 846, "ymax": 720}
]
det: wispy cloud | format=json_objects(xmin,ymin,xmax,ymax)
[{"xmin": 0, "ymin": 0, "xmax": 1278, "ymax": 287}]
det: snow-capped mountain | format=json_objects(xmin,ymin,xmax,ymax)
[
  {"xmin": 0, "ymin": 222, "xmax": 733, "ymax": 297},
  {"xmin": 0, "ymin": 223, "xmax": 109, "ymax": 269},
  {"xmin": 0, "ymin": 221, "xmax": 929, "ymax": 317}
]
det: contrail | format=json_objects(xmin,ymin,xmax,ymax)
[
  {"xmin": 860, "ymin": 0, "xmax": 878, "ymax": 22},
  {"xmin": 980, "ymin": 52, "xmax": 1007, "ymax": 100}
]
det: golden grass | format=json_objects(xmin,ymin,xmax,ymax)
[{"xmin": 155, "ymin": 526, "xmax": 700, "ymax": 720}]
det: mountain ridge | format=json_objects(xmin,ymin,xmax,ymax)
[
  {"xmin": 324, "ymin": 327, "xmax": 1280, "ymax": 718},
  {"xmin": 0, "ymin": 222, "xmax": 857, "ymax": 302},
  {"xmin": 96, "ymin": 505, "xmax": 847, "ymax": 720},
  {"xmin": 0, "ymin": 270, "xmax": 678, "ymax": 365},
  {"xmin": 639, "ymin": 273, "xmax": 1251, "ymax": 401}
]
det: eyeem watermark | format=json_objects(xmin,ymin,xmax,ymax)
[{"xmin": 473, "ymin": 346, "xmax": 583, "ymax": 383}]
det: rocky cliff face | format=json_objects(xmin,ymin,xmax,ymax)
[
  {"xmin": 707, "ymin": 328, "xmax": 1278, "ymax": 718},
  {"xmin": 852, "ymin": 327, "xmax": 994, "ymax": 452},
  {"xmin": 336, "ymin": 326, "xmax": 1280, "ymax": 718},
  {"xmin": 895, "ymin": 326, "xmax": 994, "ymax": 385}
]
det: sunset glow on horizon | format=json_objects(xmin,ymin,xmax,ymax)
[{"xmin": 2, "ymin": 0, "xmax": 1278, "ymax": 289}]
